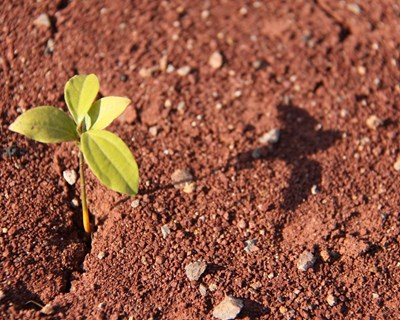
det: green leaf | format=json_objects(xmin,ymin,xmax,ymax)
[
  {"xmin": 64, "ymin": 74, "xmax": 99, "ymax": 124},
  {"xmin": 85, "ymin": 96, "xmax": 131, "ymax": 131},
  {"xmin": 9, "ymin": 106, "xmax": 78, "ymax": 143},
  {"xmin": 81, "ymin": 130, "xmax": 139, "ymax": 196}
]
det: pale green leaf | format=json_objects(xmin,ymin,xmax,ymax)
[
  {"xmin": 86, "ymin": 96, "xmax": 131, "ymax": 131},
  {"xmin": 81, "ymin": 130, "xmax": 139, "ymax": 196},
  {"xmin": 9, "ymin": 106, "xmax": 78, "ymax": 143},
  {"xmin": 64, "ymin": 74, "xmax": 99, "ymax": 124}
]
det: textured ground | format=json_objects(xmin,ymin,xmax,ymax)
[{"xmin": 1, "ymin": 0, "xmax": 400, "ymax": 319}]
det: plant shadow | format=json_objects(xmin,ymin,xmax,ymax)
[
  {"xmin": 121, "ymin": 102, "xmax": 341, "ymax": 217},
  {"xmin": 235, "ymin": 102, "xmax": 341, "ymax": 212}
]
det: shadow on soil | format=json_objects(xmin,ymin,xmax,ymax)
[
  {"xmin": 235, "ymin": 102, "xmax": 341, "ymax": 212},
  {"xmin": 136, "ymin": 102, "xmax": 341, "ymax": 215}
]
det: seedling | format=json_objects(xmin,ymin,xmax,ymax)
[{"xmin": 9, "ymin": 74, "xmax": 139, "ymax": 233}]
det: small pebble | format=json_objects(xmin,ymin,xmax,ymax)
[
  {"xmin": 177, "ymin": 66, "xmax": 191, "ymax": 76},
  {"xmin": 131, "ymin": 199, "xmax": 140, "ymax": 208},
  {"xmin": 2, "ymin": 228, "xmax": 8, "ymax": 234},
  {"xmin": 0, "ymin": 290, "xmax": 5, "ymax": 301},
  {"xmin": 159, "ymin": 55, "xmax": 168, "ymax": 71},
  {"xmin": 63, "ymin": 169, "xmax": 77, "ymax": 185},
  {"xmin": 71, "ymin": 198, "xmax": 79, "ymax": 207},
  {"xmin": 326, "ymin": 293, "xmax": 337, "ymax": 306},
  {"xmin": 311, "ymin": 185, "xmax": 319, "ymax": 195},
  {"xmin": 149, "ymin": 126, "xmax": 158, "ymax": 137},
  {"xmin": 185, "ymin": 260, "xmax": 207, "ymax": 281},
  {"xmin": 40, "ymin": 304, "xmax": 55, "ymax": 315},
  {"xmin": 34, "ymin": 13, "xmax": 51, "ymax": 28},
  {"xmin": 183, "ymin": 182, "xmax": 196, "ymax": 193},
  {"xmin": 213, "ymin": 296, "xmax": 243, "ymax": 320},
  {"xmin": 171, "ymin": 169, "xmax": 193, "ymax": 189},
  {"xmin": 209, "ymin": 283, "xmax": 218, "ymax": 292},
  {"xmin": 199, "ymin": 284, "xmax": 207, "ymax": 296},
  {"xmin": 297, "ymin": 250, "xmax": 316, "ymax": 271},
  {"xmin": 259, "ymin": 128, "xmax": 280, "ymax": 145},
  {"xmin": 347, "ymin": 3, "xmax": 361, "ymax": 15},
  {"xmin": 45, "ymin": 38, "xmax": 55, "ymax": 54},
  {"xmin": 139, "ymin": 66, "xmax": 159, "ymax": 78},
  {"xmin": 209, "ymin": 51, "xmax": 224, "ymax": 69},
  {"xmin": 233, "ymin": 90, "xmax": 242, "ymax": 98},
  {"xmin": 244, "ymin": 238, "xmax": 258, "ymax": 253},
  {"xmin": 357, "ymin": 65, "xmax": 366, "ymax": 76},
  {"xmin": 201, "ymin": 10, "xmax": 210, "ymax": 19},
  {"xmin": 98, "ymin": 251, "xmax": 105, "ymax": 260},
  {"xmin": 320, "ymin": 250, "xmax": 331, "ymax": 262},
  {"xmin": 161, "ymin": 224, "xmax": 171, "ymax": 239},
  {"xmin": 366, "ymin": 115, "xmax": 383, "ymax": 130}
]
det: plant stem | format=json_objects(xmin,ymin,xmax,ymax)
[{"xmin": 79, "ymin": 150, "xmax": 91, "ymax": 234}]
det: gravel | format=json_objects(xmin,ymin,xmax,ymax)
[{"xmin": 213, "ymin": 296, "xmax": 243, "ymax": 320}]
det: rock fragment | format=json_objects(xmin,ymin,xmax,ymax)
[
  {"xmin": 185, "ymin": 260, "xmax": 207, "ymax": 281},
  {"xmin": 366, "ymin": 115, "xmax": 383, "ymax": 130},
  {"xmin": 131, "ymin": 199, "xmax": 140, "ymax": 208},
  {"xmin": 161, "ymin": 224, "xmax": 171, "ymax": 239},
  {"xmin": 209, "ymin": 51, "xmax": 224, "ymax": 69},
  {"xmin": 199, "ymin": 284, "xmax": 207, "ymax": 296},
  {"xmin": 97, "ymin": 251, "xmax": 105, "ymax": 260},
  {"xmin": 213, "ymin": 296, "xmax": 243, "ymax": 320},
  {"xmin": 326, "ymin": 293, "xmax": 337, "ymax": 306},
  {"xmin": 171, "ymin": 169, "xmax": 193, "ymax": 189},
  {"xmin": 177, "ymin": 66, "xmax": 191, "ymax": 76},
  {"xmin": 297, "ymin": 250, "xmax": 316, "ymax": 271},
  {"xmin": 34, "ymin": 13, "xmax": 51, "ymax": 28},
  {"xmin": 40, "ymin": 304, "xmax": 55, "ymax": 315},
  {"xmin": 259, "ymin": 128, "xmax": 280, "ymax": 145},
  {"xmin": 63, "ymin": 169, "xmax": 77, "ymax": 185},
  {"xmin": 244, "ymin": 239, "xmax": 258, "ymax": 253}
]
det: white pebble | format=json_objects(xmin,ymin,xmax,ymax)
[
  {"xmin": 209, "ymin": 51, "xmax": 224, "ymax": 69},
  {"xmin": 326, "ymin": 293, "xmax": 337, "ymax": 306},
  {"xmin": 297, "ymin": 250, "xmax": 316, "ymax": 271},
  {"xmin": 63, "ymin": 169, "xmax": 77, "ymax": 185},
  {"xmin": 394, "ymin": 158, "xmax": 400, "ymax": 171},
  {"xmin": 34, "ymin": 13, "xmax": 51, "ymax": 28},
  {"xmin": 177, "ymin": 66, "xmax": 191, "ymax": 76},
  {"xmin": 97, "ymin": 251, "xmax": 106, "ymax": 260},
  {"xmin": 259, "ymin": 128, "xmax": 280, "ymax": 145},
  {"xmin": 366, "ymin": 115, "xmax": 383, "ymax": 130},
  {"xmin": 131, "ymin": 199, "xmax": 140, "ymax": 208},
  {"xmin": 161, "ymin": 224, "xmax": 171, "ymax": 239}
]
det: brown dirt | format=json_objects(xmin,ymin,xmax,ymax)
[{"xmin": 1, "ymin": 0, "xmax": 400, "ymax": 319}]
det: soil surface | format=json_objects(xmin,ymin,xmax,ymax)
[{"xmin": 1, "ymin": 0, "xmax": 400, "ymax": 319}]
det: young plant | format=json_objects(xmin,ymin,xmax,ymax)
[{"xmin": 9, "ymin": 74, "xmax": 139, "ymax": 234}]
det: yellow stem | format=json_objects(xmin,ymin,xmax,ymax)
[{"xmin": 79, "ymin": 150, "xmax": 91, "ymax": 234}]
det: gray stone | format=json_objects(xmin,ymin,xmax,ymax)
[
  {"xmin": 213, "ymin": 296, "xmax": 243, "ymax": 320},
  {"xmin": 185, "ymin": 260, "xmax": 207, "ymax": 281}
]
